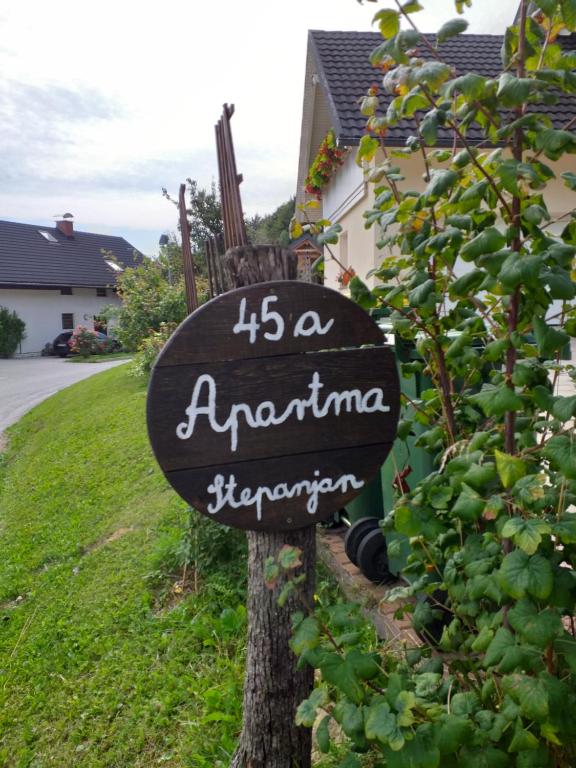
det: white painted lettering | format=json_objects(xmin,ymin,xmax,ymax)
[
  {"xmin": 175, "ymin": 371, "xmax": 391, "ymax": 452},
  {"xmin": 206, "ymin": 471, "xmax": 365, "ymax": 521},
  {"xmin": 293, "ymin": 310, "xmax": 334, "ymax": 338}
]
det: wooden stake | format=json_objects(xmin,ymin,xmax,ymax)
[{"xmin": 224, "ymin": 246, "xmax": 315, "ymax": 768}]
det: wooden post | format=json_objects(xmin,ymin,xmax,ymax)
[
  {"xmin": 178, "ymin": 183, "xmax": 198, "ymax": 313},
  {"xmin": 224, "ymin": 245, "xmax": 314, "ymax": 768}
]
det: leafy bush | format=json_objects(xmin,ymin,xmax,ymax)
[
  {"xmin": 0, "ymin": 306, "xmax": 25, "ymax": 357},
  {"xmin": 102, "ymin": 255, "xmax": 188, "ymax": 352},
  {"xmin": 129, "ymin": 321, "xmax": 177, "ymax": 377},
  {"xmin": 294, "ymin": 1, "xmax": 576, "ymax": 765},
  {"xmin": 68, "ymin": 326, "xmax": 101, "ymax": 357}
]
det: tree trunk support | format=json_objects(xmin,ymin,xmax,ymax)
[{"xmin": 224, "ymin": 246, "xmax": 315, "ymax": 768}]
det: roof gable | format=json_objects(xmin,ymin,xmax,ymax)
[
  {"xmin": 0, "ymin": 220, "xmax": 142, "ymax": 288},
  {"xmin": 307, "ymin": 29, "xmax": 576, "ymax": 146}
]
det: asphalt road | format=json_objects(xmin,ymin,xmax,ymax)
[{"xmin": 0, "ymin": 356, "xmax": 129, "ymax": 434}]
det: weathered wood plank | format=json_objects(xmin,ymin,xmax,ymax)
[
  {"xmin": 148, "ymin": 346, "xmax": 400, "ymax": 472},
  {"xmin": 156, "ymin": 281, "xmax": 385, "ymax": 367},
  {"xmin": 166, "ymin": 444, "xmax": 390, "ymax": 531}
]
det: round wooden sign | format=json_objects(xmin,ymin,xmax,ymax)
[{"xmin": 147, "ymin": 281, "xmax": 400, "ymax": 531}]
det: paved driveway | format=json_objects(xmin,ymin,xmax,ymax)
[{"xmin": 0, "ymin": 357, "xmax": 129, "ymax": 433}]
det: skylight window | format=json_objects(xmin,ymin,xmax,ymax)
[
  {"xmin": 105, "ymin": 259, "xmax": 123, "ymax": 273},
  {"xmin": 38, "ymin": 230, "xmax": 58, "ymax": 243}
]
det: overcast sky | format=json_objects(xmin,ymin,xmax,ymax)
[{"xmin": 0, "ymin": 0, "xmax": 517, "ymax": 255}]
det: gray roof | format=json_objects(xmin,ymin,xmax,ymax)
[
  {"xmin": 309, "ymin": 30, "xmax": 576, "ymax": 146},
  {"xmin": 0, "ymin": 219, "xmax": 142, "ymax": 288}
]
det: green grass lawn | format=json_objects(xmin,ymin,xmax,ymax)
[{"xmin": 0, "ymin": 366, "xmax": 246, "ymax": 767}]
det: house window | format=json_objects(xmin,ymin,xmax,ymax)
[
  {"xmin": 62, "ymin": 313, "xmax": 74, "ymax": 330},
  {"xmin": 96, "ymin": 287, "xmax": 107, "ymax": 297},
  {"xmin": 60, "ymin": 287, "xmax": 73, "ymax": 295},
  {"xmin": 38, "ymin": 230, "xmax": 58, "ymax": 243}
]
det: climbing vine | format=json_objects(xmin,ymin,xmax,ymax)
[{"xmin": 292, "ymin": 1, "xmax": 576, "ymax": 765}]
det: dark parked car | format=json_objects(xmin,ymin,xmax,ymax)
[{"xmin": 52, "ymin": 331, "xmax": 121, "ymax": 358}]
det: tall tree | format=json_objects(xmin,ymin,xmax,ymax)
[{"xmin": 246, "ymin": 197, "xmax": 295, "ymax": 247}]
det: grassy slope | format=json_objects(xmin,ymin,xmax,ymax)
[{"xmin": 0, "ymin": 366, "xmax": 244, "ymax": 767}]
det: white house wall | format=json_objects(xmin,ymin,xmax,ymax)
[
  {"xmin": 324, "ymin": 149, "xmax": 576, "ymax": 292},
  {"xmin": 323, "ymin": 159, "xmax": 379, "ymax": 291},
  {"xmin": 0, "ymin": 288, "xmax": 121, "ymax": 356}
]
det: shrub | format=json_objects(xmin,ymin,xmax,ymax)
[
  {"xmin": 0, "ymin": 307, "xmax": 26, "ymax": 357},
  {"xmin": 68, "ymin": 326, "xmax": 101, "ymax": 357},
  {"xmin": 129, "ymin": 322, "xmax": 177, "ymax": 377},
  {"xmin": 294, "ymin": 1, "xmax": 576, "ymax": 765}
]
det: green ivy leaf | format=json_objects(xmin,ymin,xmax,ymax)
[
  {"xmin": 452, "ymin": 483, "xmax": 485, "ymax": 521},
  {"xmin": 436, "ymin": 714, "xmax": 472, "ymax": 754},
  {"xmin": 469, "ymin": 383, "xmax": 524, "ymax": 417},
  {"xmin": 561, "ymin": 170, "xmax": 576, "ymax": 190},
  {"xmin": 291, "ymin": 616, "xmax": 320, "ymax": 656},
  {"xmin": 554, "ymin": 635, "xmax": 576, "ymax": 673},
  {"xmin": 494, "ymin": 449, "xmax": 527, "ymax": 489},
  {"xmin": 509, "ymin": 599, "xmax": 562, "ymax": 648},
  {"xmin": 552, "ymin": 516, "xmax": 576, "ymax": 544},
  {"xmin": 316, "ymin": 715, "xmax": 331, "ymax": 753},
  {"xmin": 365, "ymin": 701, "xmax": 404, "ymax": 749},
  {"xmin": 497, "ymin": 73, "xmax": 533, "ymax": 107},
  {"xmin": 551, "ymin": 394, "xmax": 576, "ymax": 422},
  {"xmin": 424, "ymin": 169, "xmax": 458, "ymax": 201},
  {"xmin": 373, "ymin": 9, "xmax": 400, "ymax": 39},
  {"xmin": 499, "ymin": 252, "xmax": 542, "ymax": 290},
  {"xmin": 485, "ymin": 627, "xmax": 515, "ymax": 668},
  {"xmin": 437, "ymin": 17, "xmax": 469, "ymax": 44},
  {"xmin": 414, "ymin": 672, "xmax": 442, "ymax": 698},
  {"xmin": 317, "ymin": 223, "xmax": 342, "ymax": 246},
  {"xmin": 532, "ymin": 316, "xmax": 570, "ymax": 358},
  {"xmin": 320, "ymin": 653, "xmax": 364, "ymax": 704},
  {"xmin": 402, "ymin": 0, "xmax": 424, "ymax": 12},
  {"xmin": 356, "ymin": 135, "xmax": 379, "ymax": 167},
  {"xmin": 534, "ymin": 128, "xmax": 576, "ymax": 161},
  {"xmin": 508, "ymin": 720, "xmax": 540, "ymax": 752},
  {"xmin": 501, "ymin": 517, "xmax": 550, "ymax": 555},
  {"xmin": 499, "ymin": 551, "xmax": 553, "ymax": 600},
  {"xmin": 460, "ymin": 227, "xmax": 506, "ymax": 262},
  {"xmin": 449, "ymin": 269, "xmax": 486, "ymax": 298},
  {"xmin": 295, "ymin": 686, "xmax": 328, "ymax": 727},
  {"xmin": 409, "ymin": 278, "xmax": 436, "ymax": 308},
  {"xmin": 448, "ymin": 72, "xmax": 486, "ymax": 100},
  {"xmin": 394, "ymin": 690, "xmax": 417, "ymax": 727},
  {"xmin": 347, "ymin": 649, "xmax": 380, "ymax": 680},
  {"xmin": 277, "ymin": 544, "xmax": 303, "ymax": 571},
  {"xmin": 429, "ymin": 485, "xmax": 453, "ymax": 509},
  {"xmin": 471, "ymin": 625, "xmax": 494, "ymax": 652},
  {"xmin": 420, "ymin": 110, "xmax": 439, "ymax": 145},
  {"xmin": 502, "ymin": 674, "xmax": 549, "ymax": 721},
  {"xmin": 335, "ymin": 700, "xmax": 364, "ymax": 737},
  {"xmin": 349, "ymin": 276, "xmax": 377, "ymax": 309},
  {"xmin": 542, "ymin": 435, "xmax": 576, "ymax": 479},
  {"xmin": 451, "ymin": 692, "xmax": 479, "ymax": 716}
]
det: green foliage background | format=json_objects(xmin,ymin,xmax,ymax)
[{"xmin": 295, "ymin": 1, "xmax": 576, "ymax": 766}]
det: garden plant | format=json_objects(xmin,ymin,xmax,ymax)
[
  {"xmin": 290, "ymin": 1, "xmax": 576, "ymax": 765},
  {"xmin": 0, "ymin": 306, "xmax": 25, "ymax": 358}
]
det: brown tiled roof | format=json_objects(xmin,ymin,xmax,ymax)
[
  {"xmin": 310, "ymin": 30, "xmax": 576, "ymax": 147},
  {"xmin": 0, "ymin": 220, "xmax": 142, "ymax": 288}
]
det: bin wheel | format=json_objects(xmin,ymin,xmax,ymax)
[
  {"xmin": 356, "ymin": 528, "xmax": 395, "ymax": 584},
  {"xmin": 344, "ymin": 517, "xmax": 379, "ymax": 566}
]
